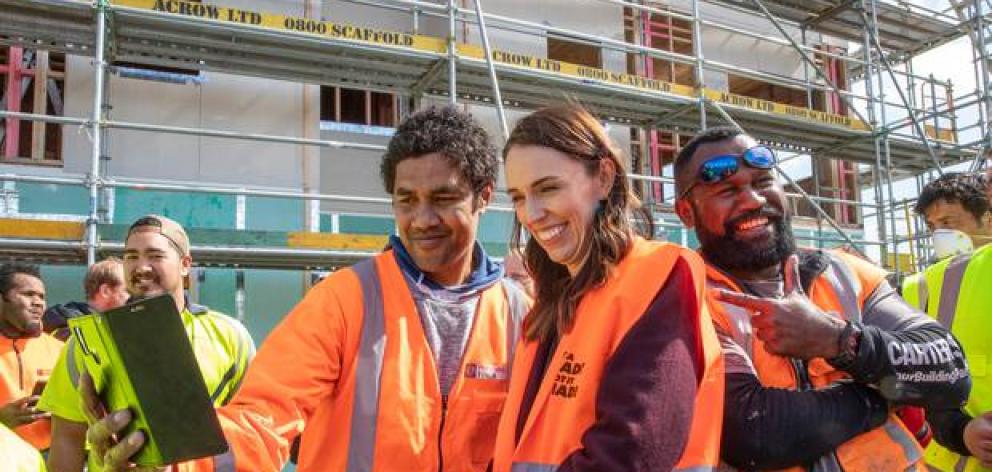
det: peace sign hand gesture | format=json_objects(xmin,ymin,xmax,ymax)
[{"xmin": 712, "ymin": 254, "xmax": 847, "ymax": 360}]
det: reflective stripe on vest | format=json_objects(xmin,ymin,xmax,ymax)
[
  {"xmin": 811, "ymin": 455, "xmax": 844, "ymax": 472},
  {"xmin": 510, "ymin": 462, "xmax": 557, "ymax": 472},
  {"xmin": 915, "ymin": 274, "xmax": 929, "ymax": 312},
  {"xmin": 823, "ymin": 255, "xmax": 862, "ymax": 323},
  {"xmin": 208, "ymin": 314, "xmax": 250, "ymax": 405},
  {"xmin": 883, "ymin": 418, "xmax": 925, "ymax": 465},
  {"xmin": 935, "ymin": 253, "xmax": 971, "ymax": 330},
  {"xmin": 502, "ymin": 280, "xmax": 527, "ymax": 382},
  {"xmin": 345, "ymin": 259, "xmax": 387, "ymax": 472},
  {"xmin": 66, "ymin": 336, "xmax": 80, "ymax": 388},
  {"xmin": 706, "ymin": 278, "xmax": 754, "ymax": 361},
  {"xmin": 212, "ymin": 450, "xmax": 235, "ymax": 472}
]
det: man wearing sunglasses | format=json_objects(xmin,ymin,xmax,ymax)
[{"xmin": 674, "ymin": 126, "xmax": 970, "ymax": 471}]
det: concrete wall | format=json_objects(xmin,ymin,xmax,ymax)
[
  {"xmin": 318, "ymin": 129, "xmax": 392, "ymax": 216},
  {"xmin": 61, "ymin": 60, "xmax": 315, "ymax": 190}
]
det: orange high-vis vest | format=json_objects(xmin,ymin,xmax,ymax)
[
  {"xmin": 185, "ymin": 251, "xmax": 529, "ymax": 472},
  {"xmin": 0, "ymin": 334, "xmax": 62, "ymax": 450},
  {"xmin": 492, "ymin": 239, "xmax": 724, "ymax": 472},
  {"xmin": 706, "ymin": 250, "xmax": 926, "ymax": 471}
]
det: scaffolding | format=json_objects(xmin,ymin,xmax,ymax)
[{"xmin": 0, "ymin": 0, "xmax": 987, "ymax": 274}]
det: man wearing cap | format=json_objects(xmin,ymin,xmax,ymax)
[{"xmin": 40, "ymin": 215, "xmax": 255, "ymax": 472}]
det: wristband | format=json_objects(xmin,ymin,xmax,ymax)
[{"xmin": 828, "ymin": 320, "xmax": 862, "ymax": 370}]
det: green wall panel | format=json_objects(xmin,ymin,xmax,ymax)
[
  {"xmin": 19, "ymin": 183, "xmax": 90, "ymax": 215},
  {"xmin": 195, "ymin": 268, "xmax": 236, "ymax": 316},
  {"xmin": 338, "ymin": 214, "xmax": 394, "ymax": 235},
  {"xmin": 39, "ymin": 265, "xmax": 87, "ymax": 307},
  {"xmin": 478, "ymin": 212, "xmax": 513, "ymax": 245},
  {"xmin": 113, "ymin": 188, "xmax": 235, "ymax": 229},
  {"xmin": 242, "ymin": 270, "xmax": 303, "ymax": 343},
  {"xmin": 246, "ymin": 197, "xmax": 304, "ymax": 232}
]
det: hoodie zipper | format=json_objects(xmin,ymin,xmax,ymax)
[
  {"xmin": 791, "ymin": 358, "xmax": 811, "ymax": 392},
  {"xmin": 438, "ymin": 394, "xmax": 448, "ymax": 471}
]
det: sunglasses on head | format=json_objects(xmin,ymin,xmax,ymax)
[{"xmin": 679, "ymin": 145, "xmax": 777, "ymax": 199}]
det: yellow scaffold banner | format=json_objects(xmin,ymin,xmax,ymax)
[
  {"xmin": 703, "ymin": 89, "xmax": 870, "ymax": 131},
  {"xmin": 457, "ymin": 44, "xmax": 698, "ymax": 98},
  {"xmin": 114, "ymin": 0, "xmax": 448, "ymax": 52},
  {"xmin": 113, "ymin": 0, "xmax": 871, "ymax": 132}
]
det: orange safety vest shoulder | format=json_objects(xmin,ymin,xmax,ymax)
[
  {"xmin": 492, "ymin": 238, "xmax": 724, "ymax": 472},
  {"xmin": 0, "ymin": 333, "xmax": 63, "ymax": 450},
  {"xmin": 208, "ymin": 250, "xmax": 528, "ymax": 472},
  {"xmin": 706, "ymin": 250, "xmax": 925, "ymax": 471}
]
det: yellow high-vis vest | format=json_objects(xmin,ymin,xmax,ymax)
[{"xmin": 903, "ymin": 243, "xmax": 992, "ymax": 472}]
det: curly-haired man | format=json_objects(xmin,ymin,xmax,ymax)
[
  {"xmin": 88, "ymin": 106, "xmax": 530, "ymax": 472},
  {"xmin": 914, "ymin": 172, "xmax": 991, "ymax": 248}
]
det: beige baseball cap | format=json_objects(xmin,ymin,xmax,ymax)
[{"xmin": 126, "ymin": 214, "xmax": 190, "ymax": 257}]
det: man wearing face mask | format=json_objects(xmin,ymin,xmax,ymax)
[
  {"xmin": 0, "ymin": 263, "xmax": 62, "ymax": 452},
  {"xmin": 39, "ymin": 215, "xmax": 255, "ymax": 472},
  {"xmin": 916, "ymin": 173, "xmax": 992, "ymax": 252},
  {"xmin": 902, "ymin": 173, "xmax": 992, "ymax": 471},
  {"xmin": 674, "ymin": 126, "xmax": 971, "ymax": 471}
]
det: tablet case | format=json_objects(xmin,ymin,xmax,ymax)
[{"xmin": 68, "ymin": 295, "xmax": 229, "ymax": 466}]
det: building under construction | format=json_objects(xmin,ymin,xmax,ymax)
[{"xmin": 0, "ymin": 0, "xmax": 988, "ymax": 340}]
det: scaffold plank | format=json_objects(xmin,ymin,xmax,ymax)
[
  {"xmin": 287, "ymin": 232, "xmax": 388, "ymax": 251},
  {"xmin": 0, "ymin": 218, "xmax": 84, "ymax": 240}
]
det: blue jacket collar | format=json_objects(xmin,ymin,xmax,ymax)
[{"xmin": 388, "ymin": 235, "xmax": 504, "ymax": 298}]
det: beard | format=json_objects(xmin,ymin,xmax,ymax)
[
  {"xmin": 21, "ymin": 319, "xmax": 42, "ymax": 337},
  {"xmin": 0, "ymin": 314, "xmax": 42, "ymax": 338},
  {"xmin": 695, "ymin": 205, "xmax": 797, "ymax": 273}
]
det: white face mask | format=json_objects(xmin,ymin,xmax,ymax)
[{"xmin": 932, "ymin": 228, "xmax": 974, "ymax": 261}]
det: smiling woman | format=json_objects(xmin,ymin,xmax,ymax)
[
  {"xmin": 493, "ymin": 104, "xmax": 726, "ymax": 472},
  {"xmin": 503, "ymin": 105, "xmax": 651, "ymax": 342}
]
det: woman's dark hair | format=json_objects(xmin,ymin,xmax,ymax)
[{"xmin": 504, "ymin": 104, "xmax": 653, "ymax": 343}]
